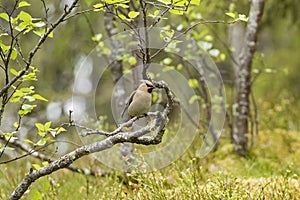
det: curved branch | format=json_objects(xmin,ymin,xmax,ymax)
[
  {"xmin": 9, "ymin": 81, "xmax": 173, "ymax": 200},
  {"xmin": 0, "ymin": 135, "xmax": 108, "ymax": 176}
]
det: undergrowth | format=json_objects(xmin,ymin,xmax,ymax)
[{"xmin": 0, "ymin": 128, "xmax": 299, "ymax": 199}]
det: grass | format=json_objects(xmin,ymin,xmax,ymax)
[{"xmin": 1, "ymin": 128, "xmax": 300, "ymax": 199}]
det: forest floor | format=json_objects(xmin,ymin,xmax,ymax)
[{"xmin": 1, "ymin": 128, "xmax": 300, "ymax": 199}]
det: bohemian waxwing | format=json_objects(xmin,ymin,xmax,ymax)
[{"xmin": 121, "ymin": 80, "xmax": 155, "ymax": 118}]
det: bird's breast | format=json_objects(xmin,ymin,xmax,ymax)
[{"xmin": 127, "ymin": 91, "xmax": 151, "ymax": 117}]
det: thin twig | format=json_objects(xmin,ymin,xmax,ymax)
[
  {"xmin": 148, "ymin": 7, "xmax": 170, "ymax": 32},
  {"xmin": 0, "ymin": 0, "xmax": 80, "ymax": 98}
]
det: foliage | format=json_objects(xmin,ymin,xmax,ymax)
[{"xmin": 1, "ymin": 128, "xmax": 299, "ymax": 199}]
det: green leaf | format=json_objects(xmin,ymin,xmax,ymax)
[
  {"xmin": 22, "ymin": 104, "xmax": 34, "ymax": 111},
  {"xmin": 36, "ymin": 138, "xmax": 46, "ymax": 146},
  {"xmin": 93, "ymin": 3, "xmax": 104, "ymax": 8},
  {"xmin": 35, "ymin": 123, "xmax": 44, "ymax": 131},
  {"xmin": 0, "ymin": 40, "xmax": 10, "ymax": 51},
  {"xmin": 0, "ymin": 13, "xmax": 9, "ymax": 22},
  {"xmin": 165, "ymin": 30, "xmax": 174, "ymax": 38},
  {"xmin": 220, "ymin": 53, "xmax": 226, "ymax": 61},
  {"xmin": 24, "ymin": 95, "xmax": 36, "ymax": 102},
  {"xmin": 32, "ymin": 164, "xmax": 41, "ymax": 170},
  {"xmin": 18, "ymin": 1, "xmax": 31, "ymax": 8},
  {"xmin": 24, "ymin": 139, "xmax": 34, "ymax": 144},
  {"xmin": 48, "ymin": 31, "xmax": 54, "ymax": 38},
  {"xmin": 13, "ymin": 122, "xmax": 19, "ymax": 128},
  {"xmin": 177, "ymin": 63, "xmax": 183, "ymax": 70},
  {"xmin": 123, "ymin": 69, "xmax": 131, "ymax": 75},
  {"xmin": 128, "ymin": 11, "xmax": 139, "ymax": 19},
  {"xmin": 56, "ymin": 127, "xmax": 67, "ymax": 134},
  {"xmin": 173, "ymin": 0, "xmax": 187, "ymax": 6},
  {"xmin": 190, "ymin": 0, "xmax": 200, "ymax": 5},
  {"xmin": 42, "ymin": 161, "xmax": 49, "ymax": 166},
  {"xmin": 18, "ymin": 11, "xmax": 32, "ymax": 22},
  {"xmin": 11, "ymin": 48, "xmax": 18, "ymax": 60},
  {"xmin": 127, "ymin": 56, "xmax": 137, "ymax": 65},
  {"xmin": 38, "ymin": 131, "xmax": 46, "ymax": 137},
  {"xmin": 117, "ymin": 3, "xmax": 129, "ymax": 8},
  {"xmin": 105, "ymin": 0, "xmax": 125, "ymax": 4},
  {"xmin": 225, "ymin": 12, "xmax": 236, "ymax": 19},
  {"xmin": 0, "ymin": 131, "xmax": 14, "ymax": 138},
  {"xmin": 19, "ymin": 104, "xmax": 36, "ymax": 115},
  {"xmin": 20, "ymin": 87, "xmax": 34, "ymax": 93},
  {"xmin": 188, "ymin": 79, "xmax": 199, "ymax": 88},
  {"xmin": 49, "ymin": 130, "xmax": 56, "ymax": 137},
  {"xmin": 160, "ymin": 29, "xmax": 175, "ymax": 42},
  {"xmin": 149, "ymin": 10, "xmax": 161, "ymax": 18},
  {"xmin": 118, "ymin": 13, "xmax": 129, "ymax": 21},
  {"xmin": 93, "ymin": 3, "xmax": 104, "ymax": 11},
  {"xmin": 33, "ymin": 21, "xmax": 46, "ymax": 28},
  {"xmin": 10, "ymin": 68, "xmax": 19, "ymax": 76},
  {"xmin": 33, "ymin": 29, "xmax": 46, "ymax": 37},
  {"xmin": 44, "ymin": 122, "xmax": 52, "ymax": 130},
  {"xmin": 32, "ymin": 94, "xmax": 48, "ymax": 101},
  {"xmin": 169, "ymin": 9, "xmax": 184, "ymax": 15},
  {"xmin": 92, "ymin": 33, "xmax": 103, "ymax": 42},
  {"xmin": 162, "ymin": 57, "xmax": 172, "ymax": 65},
  {"xmin": 22, "ymin": 72, "xmax": 37, "ymax": 81},
  {"xmin": 10, "ymin": 90, "xmax": 23, "ymax": 102}
]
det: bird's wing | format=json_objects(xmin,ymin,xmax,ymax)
[{"xmin": 121, "ymin": 90, "xmax": 136, "ymax": 117}]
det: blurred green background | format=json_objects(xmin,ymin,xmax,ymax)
[{"xmin": 1, "ymin": 0, "xmax": 300, "ymax": 199}]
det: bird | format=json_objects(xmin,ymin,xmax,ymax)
[{"xmin": 121, "ymin": 80, "xmax": 155, "ymax": 118}]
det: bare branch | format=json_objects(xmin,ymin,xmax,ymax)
[
  {"xmin": 0, "ymin": 135, "xmax": 108, "ymax": 176},
  {"xmin": 9, "ymin": 80, "xmax": 174, "ymax": 199},
  {"xmin": 63, "ymin": 8, "xmax": 94, "ymax": 22},
  {"xmin": 80, "ymin": 112, "xmax": 159, "ymax": 137}
]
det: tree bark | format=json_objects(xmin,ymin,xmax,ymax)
[
  {"xmin": 229, "ymin": 22, "xmax": 245, "ymax": 86},
  {"xmin": 10, "ymin": 79, "xmax": 172, "ymax": 199},
  {"xmin": 9, "ymin": 109, "xmax": 169, "ymax": 200},
  {"xmin": 233, "ymin": 0, "xmax": 265, "ymax": 157}
]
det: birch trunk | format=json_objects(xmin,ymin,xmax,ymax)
[{"xmin": 233, "ymin": 0, "xmax": 265, "ymax": 156}]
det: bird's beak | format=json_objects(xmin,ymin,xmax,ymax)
[{"xmin": 148, "ymin": 86, "xmax": 155, "ymax": 93}]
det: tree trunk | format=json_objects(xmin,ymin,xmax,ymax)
[
  {"xmin": 229, "ymin": 22, "xmax": 245, "ymax": 86},
  {"xmin": 233, "ymin": 0, "xmax": 265, "ymax": 157}
]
